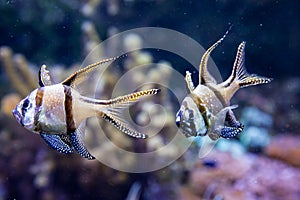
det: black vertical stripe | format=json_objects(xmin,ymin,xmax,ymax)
[
  {"xmin": 34, "ymin": 88, "xmax": 44, "ymax": 131},
  {"xmin": 63, "ymin": 85, "xmax": 76, "ymax": 134},
  {"xmin": 38, "ymin": 68, "xmax": 44, "ymax": 87}
]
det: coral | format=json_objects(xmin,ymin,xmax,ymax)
[
  {"xmin": 216, "ymin": 139, "xmax": 246, "ymax": 157},
  {"xmin": 81, "ymin": 0, "xmax": 103, "ymax": 17},
  {"xmin": 0, "ymin": 47, "xmax": 37, "ymax": 97},
  {"xmin": 178, "ymin": 187, "xmax": 201, "ymax": 200},
  {"xmin": 265, "ymin": 135, "xmax": 300, "ymax": 167},
  {"xmin": 185, "ymin": 150, "xmax": 300, "ymax": 200},
  {"xmin": 240, "ymin": 106, "xmax": 273, "ymax": 128},
  {"xmin": 81, "ymin": 21, "xmax": 103, "ymax": 59},
  {"xmin": 240, "ymin": 126, "xmax": 271, "ymax": 152},
  {"xmin": 0, "ymin": 93, "xmax": 22, "ymax": 117}
]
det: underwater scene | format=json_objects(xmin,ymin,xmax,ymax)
[{"xmin": 0, "ymin": 0, "xmax": 299, "ymax": 199}]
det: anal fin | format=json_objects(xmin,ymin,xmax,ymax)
[
  {"xmin": 40, "ymin": 133, "xmax": 73, "ymax": 154},
  {"xmin": 217, "ymin": 125, "xmax": 244, "ymax": 139},
  {"xmin": 69, "ymin": 130, "xmax": 95, "ymax": 160}
]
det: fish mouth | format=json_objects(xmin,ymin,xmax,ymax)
[{"xmin": 12, "ymin": 109, "xmax": 23, "ymax": 126}]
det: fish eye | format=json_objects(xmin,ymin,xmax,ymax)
[
  {"xmin": 23, "ymin": 99, "xmax": 30, "ymax": 109},
  {"xmin": 22, "ymin": 98, "xmax": 31, "ymax": 113}
]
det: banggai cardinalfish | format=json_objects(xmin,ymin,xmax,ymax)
[
  {"xmin": 175, "ymin": 30, "xmax": 272, "ymax": 141},
  {"xmin": 12, "ymin": 57, "xmax": 160, "ymax": 160}
]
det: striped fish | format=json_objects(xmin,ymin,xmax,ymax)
[
  {"xmin": 175, "ymin": 30, "xmax": 272, "ymax": 140},
  {"xmin": 12, "ymin": 57, "xmax": 160, "ymax": 160}
]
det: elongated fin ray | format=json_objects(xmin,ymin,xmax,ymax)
[
  {"xmin": 62, "ymin": 57, "xmax": 119, "ymax": 88},
  {"xmin": 94, "ymin": 89, "xmax": 161, "ymax": 109},
  {"xmin": 39, "ymin": 65, "xmax": 52, "ymax": 87},
  {"xmin": 199, "ymin": 26, "xmax": 232, "ymax": 85},
  {"xmin": 101, "ymin": 112, "xmax": 148, "ymax": 139},
  {"xmin": 40, "ymin": 133, "xmax": 73, "ymax": 154},
  {"xmin": 69, "ymin": 125, "xmax": 95, "ymax": 160}
]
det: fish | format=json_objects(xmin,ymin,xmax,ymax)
[
  {"xmin": 175, "ymin": 30, "xmax": 272, "ymax": 141},
  {"xmin": 12, "ymin": 57, "xmax": 160, "ymax": 160}
]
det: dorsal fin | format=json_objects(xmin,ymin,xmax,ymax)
[
  {"xmin": 39, "ymin": 65, "xmax": 53, "ymax": 87},
  {"xmin": 61, "ymin": 57, "xmax": 119, "ymax": 88},
  {"xmin": 185, "ymin": 71, "xmax": 195, "ymax": 93},
  {"xmin": 199, "ymin": 27, "xmax": 231, "ymax": 85}
]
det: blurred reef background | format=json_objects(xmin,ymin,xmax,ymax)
[{"xmin": 0, "ymin": 0, "xmax": 300, "ymax": 199}]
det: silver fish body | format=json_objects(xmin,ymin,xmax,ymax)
[
  {"xmin": 176, "ymin": 31, "xmax": 272, "ymax": 140},
  {"xmin": 15, "ymin": 84, "xmax": 93, "ymax": 134},
  {"xmin": 176, "ymin": 85, "xmax": 223, "ymax": 138},
  {"xmin": 12, "ymin": 58, "xmax": 160, "ymax": 159}
]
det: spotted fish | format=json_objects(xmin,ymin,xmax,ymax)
[
  {"xmin": 12, "ymin": 57, "xmax": 160, "ymax": 159},
  {"xmin": 176, "ymin": 31, "xmax": 272, "ymax": 140}
]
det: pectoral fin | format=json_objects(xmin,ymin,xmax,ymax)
[
  {"xmin": 69, "ymin": 126, "xmax": 95, "ymax": 160},
  {"xmin": 208, "ymin": 105, "xmax": 238, "ymax": 140},
  {"xmin": 40, "ymin": 133, "xmax": 73, "ymax": 154},
  {"xmin": 211, "ymin": 107, "xmax": 244, "ymax": 139}
]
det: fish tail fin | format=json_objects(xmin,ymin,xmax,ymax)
[
  {"xmin": 234, "ymin": 42, "xmax": 272, "ymax": 88},
  {"xmin": 221, "ymin": 42, "xmax": 272, "ymax": 102},
  {"xmin": 237, "ymin": 73, "xmax": 272, "ymax": 88},
  {"xmin": 96, "ymin": 89, "xmax": 160, "ymax": 139}
]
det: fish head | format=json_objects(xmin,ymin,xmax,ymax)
[
  {"xmin": 12, "ymin": 89, "xmax": 38, "ymax": 131},
  {"xmin": 176, "ymin": 96, "xmax": 208, "ymax": 137}
]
